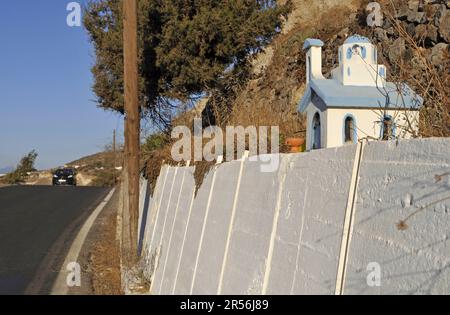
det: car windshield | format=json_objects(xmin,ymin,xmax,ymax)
[{"xmin": 55, "ymin": 169, "xmax": 73, "ymax": 176}]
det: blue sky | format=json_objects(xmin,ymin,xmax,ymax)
[{"xmin": 0, "ymin": 1, "xmax": 124, "ymax": 170}]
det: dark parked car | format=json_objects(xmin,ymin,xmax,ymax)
[{"xmin": 52, "ymin": 168, "xmax": 77, "ymax": 186}]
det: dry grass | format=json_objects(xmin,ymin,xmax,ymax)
[
  {"xmin": 143, "ymin": 137, "xmax": 219, "ymax": 194},
  {"xmin": 193, "ymin": 160, "xmax": 215, "ymax": 195},
  {"xmin": 143, "ymin": 143, "xmax": 174, "ymax": 195},
  {"xmin": 89, "ymin": 206, "xmax": 123, "ymax": 295}
]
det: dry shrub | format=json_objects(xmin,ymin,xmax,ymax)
[
  {"xmin": 387, "ymin": 9, "xmax": 449, "ymax": 137},
  {"xmin": 143, "ymin": 135, "xmax": 218, "ymax": 195},
  {"xmin": 193, "ymin": 160, "xmax": 215, "ymax": 195},
  {"xmin": 91, "ymin": 170, "xmax": 120, "ymax": 187},
  {"xmin": 351, "ymin": 0, "xmax": 449, "ymax": 137},
  {"xmin": 143, "ymin": 142, "xmax": 174, "ymax": 196}
]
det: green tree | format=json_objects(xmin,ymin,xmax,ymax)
[
  {"xmin": 3, "ymin": 150, "xmax": 38, "ymax": 184},
  {"xmin": 84, "ymin": 0, "xmax": 290, "ymax": 126},
  {"xmin": 142, "ymin": 132, "xmax": 167, "ymax": 154}
]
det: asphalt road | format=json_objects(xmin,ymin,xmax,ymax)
[{"xmin": 0, "ymin": 185, "xmax": 109, "ymax": 295}]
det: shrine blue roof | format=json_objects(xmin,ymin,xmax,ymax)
[
  {"xmin": 344, "ymin": 35, "xmax": 371, "ymax": 45},
  {"xmin": 303, "ymin": 39, "xmax": 324, "ymax": 50},
  {"xmin": 298, "ymin": 79, "xmax": 424, "ymax": 112}
]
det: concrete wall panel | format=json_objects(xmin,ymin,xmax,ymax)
[
  {"xmin": 191, "ymin": 161, "xmax": 242, "ymax": 295},
  {"xmin": 152, "ymin": 167, "xmax": 189, "ymax": 293},
  {"xmin": 220, "ymin": 159, "xmax": 280, "ymax": 295},
  {"xmin": 144, "ymin": 166, "xmax": 175, "ymax": 279},
  {"xmin": 158, "ymin": 166, "xmax": 196, "ymax": 294},
  {"xmin": 173, "ymin": 170, "xmax": 216, "ymax": 294},
  {"xmin": 266, "ymin": 146, "xmax": 356, "ymax": 294},
  {"xmin": 344, "ymin": 139, "xmax": 450, "ymax": 295}
]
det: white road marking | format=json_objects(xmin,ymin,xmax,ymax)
[{"xmin": 51, "ymin": 188, "xmax": 116, "ymax": 295}]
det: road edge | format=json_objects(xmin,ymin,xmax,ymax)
[{"xmin": 50, "ymin": 188, "xmax": 116, "ymax": 295}]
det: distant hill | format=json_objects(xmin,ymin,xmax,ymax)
[
  {"xmin": 67, "ymin": 150, "xmax": 124, "ymax": 170},
  {"xmin": 65, "ymin": 150, "xmax": 124, "ymax": 187},
  {"xmin": 0, "ymin": 151, "xmax": 124, "ymax": 186},
  {"xmin": 0, "ymin": 166, "xmax": 13, "ymax": 175}
]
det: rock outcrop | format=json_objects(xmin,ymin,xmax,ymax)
[{"xmin": 375, "ymin": 1, "xmax": 449, "ymax": 68}]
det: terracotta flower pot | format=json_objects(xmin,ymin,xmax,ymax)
[
  {"xmin": 285, "ymin": 137, "xmax": 305, "ymax": 147},
  {"xmin": 285, "ymin": 138, "xmax": 305, "ymax": 153}
]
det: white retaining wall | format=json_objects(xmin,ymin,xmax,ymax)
[{"xmin": 139, "ymin": 138, "xmax": 450, "ymax": 295}]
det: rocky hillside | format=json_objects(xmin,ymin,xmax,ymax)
[
  {"xmin": 144, "ymin": 0, "xmax": 449, "ymax": 189},
  {"xmin": 368, "ymin": 0, "xmax": 449, "ymax": 136},
  {"xmin": 201, "ymin": 0, "xmax": 449, "ymax": 140}
]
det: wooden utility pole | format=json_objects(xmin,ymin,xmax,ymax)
[
  {"xmin": 113, "ymin": 129, "xmax": 116, "ymax": 184},
  {"xmin": 123, "ymin": 0, "xmax": 140, "ymax": 265}
]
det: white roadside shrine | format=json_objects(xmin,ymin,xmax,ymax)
[{"xmin": 298, "ymin": 35, "xmax": 423, "ymax": 151}]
